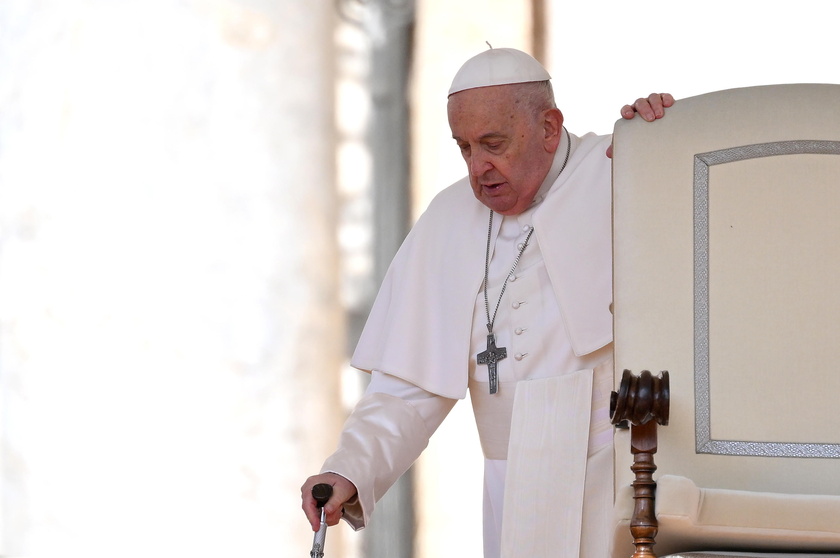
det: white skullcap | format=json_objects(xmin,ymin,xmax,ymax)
[{"xmin": 448, "ymin": 47, "xmax": 551, "ymax": 96}]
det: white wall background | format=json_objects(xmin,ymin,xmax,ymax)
[{"xmin": 548, "ymin": 0, "xmax": 839, "ymax": 136}]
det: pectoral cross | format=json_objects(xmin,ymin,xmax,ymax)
[{"xmin": 477, "ymin": 333, "xmax": 506, "ymax": 394}]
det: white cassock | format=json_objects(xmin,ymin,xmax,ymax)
[{"xmin": 322, "ymin": 131, "xmax": 615, "ymax": 558}]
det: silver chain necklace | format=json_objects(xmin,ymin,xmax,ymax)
[
  {"xmin": 482, "ymin": 212, "xmax": 533, "ymax": 336},
  {"xmin": 476, "ymin": 127, "xmax": 571, "ymax": 394}
]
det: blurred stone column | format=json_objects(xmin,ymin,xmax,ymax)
[
  {"xmin": 0, "ymin": 1, "xmax": 344, "ymax": 556},
  {"xmin": 362, "ymin": 0, "xmax": 415, "ymax": 555}
]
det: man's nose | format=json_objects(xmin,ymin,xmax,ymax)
[{"xmin": 469, "ymin": 152, "xmax": 492, "ymax": 177}]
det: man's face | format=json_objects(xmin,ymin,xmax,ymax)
[{"xmin": 447, "ymin": 84, "xmax": 556, "ymax": 216}]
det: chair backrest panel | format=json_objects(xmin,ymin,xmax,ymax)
[{"xmin": 612, "ymin": 83, "xmax": 840, "ymax": 497}]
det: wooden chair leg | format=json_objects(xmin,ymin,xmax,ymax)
[{"xmin": 629, "ymin": 420, "xmax": 659, "ymax": 558}]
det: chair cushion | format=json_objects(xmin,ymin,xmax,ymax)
[
  {"xmin": 613, "ymin": 475, "xmax": 840, "ymax": 556},
  {"xmin": 662, "ymin": 553, "xmax": 840, "ymax": 558}
]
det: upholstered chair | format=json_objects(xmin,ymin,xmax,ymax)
[{"xmin": 610, "ymin": 83, "xmax": 840, "ymax": 558}]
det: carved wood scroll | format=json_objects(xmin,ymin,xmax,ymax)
[{"xmin": 611, "ymin": 370, "xmax": 671, "ymax": 558}]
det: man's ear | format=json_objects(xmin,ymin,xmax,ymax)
[{"xmin": 544, "ymin": 108, "xmax": 564, "ymax": 152}]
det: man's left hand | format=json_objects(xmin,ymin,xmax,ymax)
[
  {"xmin": 620, "ymin": 93, "xmax": 675, "ymax": 122},
  {"xmin": 607, "ymin": 93, "xmax": 675, "ymax": 158}
]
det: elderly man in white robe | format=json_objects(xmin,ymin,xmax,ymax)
[{"xmin": 301, "ymin": 47, "xmax": 673, "ymax": 558}]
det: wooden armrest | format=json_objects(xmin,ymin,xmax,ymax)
[{"xmin": 611, "ymin": 369, "xmax": 670, "ymax": 558}]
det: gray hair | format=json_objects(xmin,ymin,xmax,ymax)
[{"xmin": 514, "ymin": 80, "xmax": 556, "ymax": 119}]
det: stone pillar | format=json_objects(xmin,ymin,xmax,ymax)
[
  {"xmin": 0, "ymin": 1, "xmax": 345, "ymax": 556},
  {"xmin": 356, "ymin": 2, "xmax": 416, "ymax": 557}
]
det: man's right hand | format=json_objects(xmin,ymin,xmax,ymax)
[{"xmin": 301, "ymin": 472, "xmax": 358, "ymax": 531}]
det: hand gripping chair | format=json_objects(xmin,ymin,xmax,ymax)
[{"xmin": 609, "ymin": 83, "xmax": 840, "ymax": 558}]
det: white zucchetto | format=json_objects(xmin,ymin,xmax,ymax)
[{"xmin": 448, "ymin": 47, "xmax": 551, "ymax": 97}]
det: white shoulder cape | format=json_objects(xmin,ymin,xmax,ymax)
[{"xmin": 351, "ymin": 132, "xmax": 613, "ymax": 399}]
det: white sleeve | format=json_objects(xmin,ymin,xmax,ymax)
[
  {"xmin": 366, "ymin": 370, "xmax": 456, "ymax": 435},
  {"xmin": 321, "ymin": 370, "xmax": 457, "ymax": 530}
]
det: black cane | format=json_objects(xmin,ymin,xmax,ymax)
[{"xmin": 310, "ymin": 483, "xmax": 333, "ymax": 558}]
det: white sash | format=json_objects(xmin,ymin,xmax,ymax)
[{"xmin": 501, "ymin": 370, "xmax": 594, "ymax": 557}]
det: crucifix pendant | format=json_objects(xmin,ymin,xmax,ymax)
[{"xmin": 477, "ymin": 334, "xmax": 506, "ymax": 394}]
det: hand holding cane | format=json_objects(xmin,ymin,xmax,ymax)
[{"xmin": 310, "ymin": 483, "xmax": 333, "ymax": 558}]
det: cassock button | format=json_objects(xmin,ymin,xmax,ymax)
[
  {"xmin": 511, "ymin": 301, "xmax": 521, "ymax": 309},
  {"xmin": 517, "ymin": 242, "xmax": 525, "ymax": 251},
  {"xmin": 522, "ymin": 224, "xmax": 532, "ymax": 233},
  {"xmin": 514, "ymin": 352, "xmax": 527, "ymax": 361},
  {"xmin": 514, "ymin": 327, "xmax": 525, "ymax": 335},
  {"xmin": 508, "ymin": 273, "xmax": 517, "ymax": 282}
]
